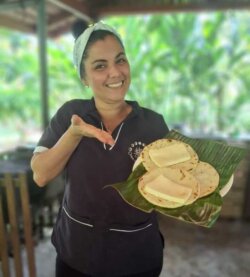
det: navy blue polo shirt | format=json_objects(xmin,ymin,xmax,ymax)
[{"xmin": 36, "ymin": 98, "xmax": 169, "ymax": 276}]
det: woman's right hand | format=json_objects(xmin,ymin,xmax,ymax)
[
  {"xmin": 69, "ymin": 114, "xmax": 115, "ymax": 146},
  {"xmin": 31, "ymin": 114, "xmax": 115, "ymax": 187}
]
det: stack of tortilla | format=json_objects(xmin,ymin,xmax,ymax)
[
  {"xmin": 108, "ymin": 130, "xmax": 245, "ymax": 227},
  {"xmin": 134, "ymin": 139, "xmax": 222, "ymax": 209}
]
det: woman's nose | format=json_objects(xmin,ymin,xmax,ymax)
[{"xmin": 108, "ymin": 64, "xmax": 121, "ymax": 77}]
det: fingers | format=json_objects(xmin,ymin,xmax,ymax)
[
  {"xmin": 95, "ymin": 129, "xmax": 115, "ymax": 146},
  {"xmin": 87, "ymin": 125, "xmax": 115, "ymax": 146},
  {"xmin": 70, "ymin": 115, "xmax": 115, "ymax": 146},
  {"xmin": 71, "ymin": 114, "xmax": 83, "ymax": 126}
]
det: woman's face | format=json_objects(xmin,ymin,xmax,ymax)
[{"xmin": 83, "ymin": 35, "xmax": 131, "ymax": 104}]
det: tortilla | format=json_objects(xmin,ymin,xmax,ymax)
[
  {"xmin": 141, "ymin": 139, "xmax": 199, "ymax": 172},
  {"xmin": 220, "ymin": 175, "xmax": 234, "ymax": 197},
  {"xmin": 191, "ymin": 161, "xmax": 220, "ymax": 197},
  {"xmin": 138, "ymin": 167, "xmax": 200, "ymax": 208},
  {"xmin": 144, "ymin": 174, "xmax": 192, "ymax": 203}
]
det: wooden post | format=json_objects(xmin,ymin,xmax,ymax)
[
  {"xmin": 4, "ymin": 174, "xmax": 23, "ymax": 277},
  {"xmin": 0, "ymin": 194, "xmax": 10, "ymax": 277},
  {"xmin": 37, "ymin": 0, "xmax": 49, "ymax": 129},
  {"xmin": 18, "ymin": 173, "xmax": 37, "ymax": 277}
]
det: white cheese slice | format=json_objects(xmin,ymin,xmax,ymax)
[
  {"xmin": 149, "ymin": 143, "xmax": 191, "ymax": 167},
  {"xmin": 144, "ymin": 174, "xmax": 192, "ymax": 204}
]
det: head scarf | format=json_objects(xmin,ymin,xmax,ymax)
[{"xmin": 73, "ymin": 21, "xmax": 122, "ymax": 78}]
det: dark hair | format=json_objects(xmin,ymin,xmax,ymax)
[
  {"xmin": 72, "ymin": 20, "xmax": 89, "ymax": 40},
  {"xmin": 72, "ymin": 20, "xmax": 124, "ymax": 79}
]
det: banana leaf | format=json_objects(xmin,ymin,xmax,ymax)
[{"xmin": 108, "ymin": 130, "xmax": 247, "ymax": 228}]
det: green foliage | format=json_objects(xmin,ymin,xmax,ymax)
[
  {"xmin": 106, "ymin": 12, "xmax": 250, "ymax": 135},
  {"xmin": 0, "ymin": 11, "xmax": 250, "ymax": 149}
]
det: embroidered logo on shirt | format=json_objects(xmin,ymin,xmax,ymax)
[{"xmin": 128, "ymin": 141, "xmax": 146, "ymax": 161}]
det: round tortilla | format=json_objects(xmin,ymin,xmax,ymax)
[
  {"xmin": 191, "ymin": 161, "xmax": 219, "ymax": 197},
  {"xmin": 220, "ymin": 175, "xmax": 234, "ymax": 197},
  {"xmin": 141, "ymin": 139, "xmax": 199, "ymax": 172},
  {"xmin": 138, "ymin": 167, "xmax": 200, "ymax": 208}
]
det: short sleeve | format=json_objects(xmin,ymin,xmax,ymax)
[
  {"xmin": 158, "ymin": 114, "xmax": 169, "ymax": 137},
  {"xmin": 35, "ymin": 102, "xmax": 72, "ymax": 149}
]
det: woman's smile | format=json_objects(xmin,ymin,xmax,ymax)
[{"xmin": 106, "ymin": 80, "xmax": 124, "ymax": 88}]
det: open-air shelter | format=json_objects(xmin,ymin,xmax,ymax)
[{"xmin": 0, "ymin": 0, "xmax": 249, "ymax": 128}]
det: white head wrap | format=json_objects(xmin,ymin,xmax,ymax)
[{"xmin": 73, "ymin": 21, "xmax": 122, "ymax": 78}]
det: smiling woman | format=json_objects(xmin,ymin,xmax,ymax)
[{"xmin": 30, "ymin": 20, "xmax": 169, "ymax": 277}]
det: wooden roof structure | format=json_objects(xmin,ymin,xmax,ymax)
[
  {"xmin": 0, "ymin": 0, "xmax": 249, "ymax": 128},
  {"xmin": 1, "ymin": 0, "xmax": 250, "ymax": 38}
]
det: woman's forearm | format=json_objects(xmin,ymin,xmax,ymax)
[
  {"xmin": 31, "ymin": 126, "xmax": 82, "ymax": 187},
  {"xmin": 31, "ymin": 114, "xmax": 114, "ymax": 187}
]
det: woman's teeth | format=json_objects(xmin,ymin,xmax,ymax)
[{"xmin": 107, "ymin": 81, "xmax": 123, "ymax": 88}]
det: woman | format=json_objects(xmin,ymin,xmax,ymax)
[{"xmin": 31, "ymin": 21, "xmax": 169, "ymax": 277}]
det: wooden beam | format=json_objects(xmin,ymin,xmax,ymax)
[
  {"xmin": 48, "ymin": 23, "xmax": 73, "ymax": 38},
  {"xmin": 96, "ymin": 1, "xmax": 250, "ymax": 16},
  {"xmin": 0, "ymin": 14, "xmax": 35, "ymax": 33},
  {"xmin": 47, "ymin": 0, "xmax": 93, "ymax": 22},
  {"xmin": 48, "ymin": 16, "xmax": 76, "ymax": 37},
  {"xmin": 5, "ymin": 9, "xmax": 37, "ymax": 25},
  {"xmin": 47, "ymin": 11, "xmax": 74, "ymax": 31},
  {"xmin": 0, "ymin": 0, "xmax": 35, "ymax": 11}
]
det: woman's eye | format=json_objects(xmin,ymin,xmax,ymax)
[
  {"xmin": 117, "ymin": 58, "xmax": 127, "ymax": 64},
  {"xmin": 95, "ymin": 64, "xmax": 106, "ymax": 70}
]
